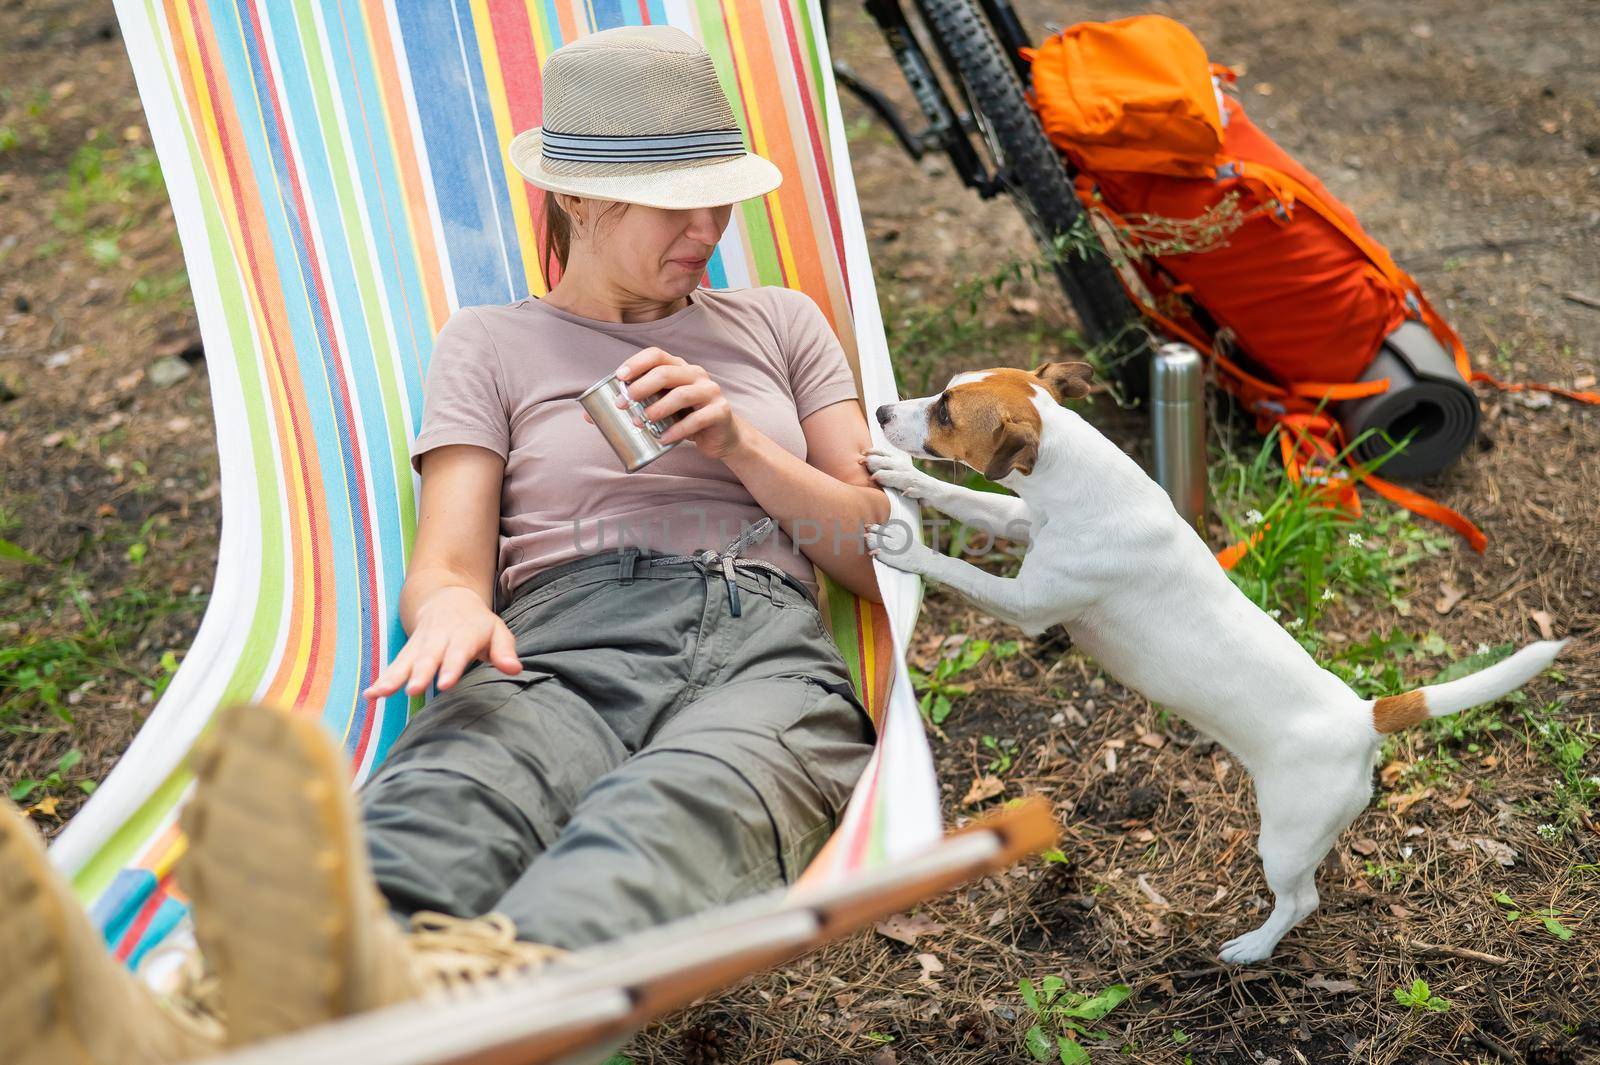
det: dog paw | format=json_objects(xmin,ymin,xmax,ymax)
[
  {"xmin": 863, "ymin": 521, "xmax": 932, "ymax": 573},
  {"xmin": 863, "ymin": 446, "xmax": 927, "ymax": 498},
  {"xmin": 1218, "ymin": 928, "xmax": 1279, "ymax": 966}
]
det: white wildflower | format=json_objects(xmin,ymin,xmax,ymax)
[
  {"xmin": 1268, "ymin": 608, "xmax": 1282, "ymax": 619},
  {"xmin": 1320, "ymin": 588, "xmax": 1335, "ymax": 602},
  {"xmin": 1536, "ymin": 823, "xmax": 1560, "ymax": 842},
  {"xmin": 1244, "ymin": 509, "xmax": 1265, "ymax": 527},
  {"xmin": 1347, "ymin": 532, "xmax": 1365, "ymax": 549},
  {"xmin": 1286, "ymin": 617, "xmax": 1304, "ymax": 630}
]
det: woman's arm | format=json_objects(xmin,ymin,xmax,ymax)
[
  {"xmin": 720, "ymin": 400, "xmax": 889, "ymax": 603},
  {"xmin": 613, "ymin": 346, "xmax": 890, "ymax": 603}
]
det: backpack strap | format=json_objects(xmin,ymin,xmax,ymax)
[{"xmin": 1071, "ymin": 175, "xmax": 1490, "ymax": 562}]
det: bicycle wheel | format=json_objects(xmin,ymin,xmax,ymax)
[{"xmin": 914, "ymin": 0, "xmax": 1153, "ymax": 400}]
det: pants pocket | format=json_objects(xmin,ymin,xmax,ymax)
[
  {"xmin": 368, "ymin": 663, "xmax": 625, "ymax": 852},
  {"xmin": 666, "ymin": 676, "xmax": 876, "ymax": 887}
]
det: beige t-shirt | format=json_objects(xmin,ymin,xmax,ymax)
[{"xmin": 409, "ymin": 285, "xmax": 862, "ymax": 611}]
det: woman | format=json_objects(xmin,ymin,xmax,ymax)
[{"xmin": 0, "ymin": 23, "xmax": 887, "ymax": 1063}]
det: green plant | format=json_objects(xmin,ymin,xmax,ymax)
[
  {"xmin": 1020, "ymin": 978, "xmax": 1132, "ymax": 1064},
  {"xmin": 1210, "ymin": 426, "xmax": 1446, "ymax": 649},
  {"xmin": 908, "ymin": 637, "xmax": 1011, "ymax": 728},
  {"xmin": 0, "ymin": 580, "xmax": 204, "ymax": 735},
  {"xmin": 130, "ymin": 267, "xmax": 191, "ymax": 305},
  {"xmin": 1494, "ymin": 891, "xmax": 1578, "ymax": 940},
  {"xmin": 1393, "ymin": 978, "xmax": 1451, "ymax": 1013},
  {"xmin": 8, "ymin": 748, "xmax": 96, "ymax": 803},
  {"xmin": 1361, "ymin": 859, "xmax": 1413, "ymax": 889},
  {"xmin": 982, "ymin": 734, "xmax": 1019, "ymax": 774},
  {"xmin": 884, "ymin": 218, "xmax": 1099, "ymax": 395},
  {"xmin": 1524, "ymin": 704, "xmax": 1598, "ymax": 838}
]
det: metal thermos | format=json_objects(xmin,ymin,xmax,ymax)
[
  {"xmin": 1151, "ymin": 342, "xmax": 1206, "ymax": 529},
  {"xmin": 577, "ymin": 368, "xmax": 686, "ymax": 473}
]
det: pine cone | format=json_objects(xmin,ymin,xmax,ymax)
[{"xmin": 678, "ymin": 1009, "xmax": 746, "ymax": 1065}]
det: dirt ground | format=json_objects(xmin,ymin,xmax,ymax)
[{"xmin": 2, "ymin": 0, "xmax": 1597, "ymax": 1062}]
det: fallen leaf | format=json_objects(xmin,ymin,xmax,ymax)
[
  {"xmin": 962, "ymin": 775, "xmax": 1005, "ymax": 806},
  {"xmin": 1380, "ymin": 761, "xmax": 1409, "ymax": 788},
  {"xmin": 1351, "ymin": 838, "xmax": 1379, "ymax": 856},
  {"xmin": 1254, "ymin": 82, "xmax": 1274, "ymax": 95},
  {"xmin": 914, "ymin": 952, "xmax": 945, "ymax": 986},
  {"xmin": 875, "ymin": 912, "xmax": 946, "ymax": 947},
  {"xmin": 1530, "ymin": 609, "xmax": 1555, "ymax": 641},
  {"xmin": 1136, "ymin": 732, "xmax": 1167, "ymax": 750},
  {"xmin": 1306, "ymin": 975, "xmax": 1363, "ymax": 994},
  {"xmin": 1140, "ymin": 916, "xmax": 1170, "ymax": 937},
  {"xmin": 1473, "ymin": 837, "xmax": 1519, "ymax": 867},
  {"xmin": 1388, "ymin": 787, "xmax": 1434, "ymax": 815},
  {"xmin": 1434, "ymin": 583, "xmax": 1465, "ymax": 615},
  {"xmin": 26, "ymin": 795, "xmax": 61, "ymax": 818},
  {"xmin": 1007, "ymin": 296, "xmax": 1041, "ymax": 316},
  {"xmin": 1389, "ymin": 904, "xmax": 1416, "ymax": 920},
  {"xmin": 1129, "ymin": 828, "xmax": 1156, "ymax": 843}
]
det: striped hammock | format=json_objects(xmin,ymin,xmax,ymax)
[{"xmin": 52, "ymin": 0, "xmax": 941, "ymax": 980}]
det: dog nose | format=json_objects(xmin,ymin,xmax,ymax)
[{"xmin": 875, "ymin": 404, "xmax": 891, "ymax": 426}]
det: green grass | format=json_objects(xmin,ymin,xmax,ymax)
[
  {"xmin": 0, "ymin": 570, "xmax": 203, "ymax": 739},
  {"xmin": 1209, "ymin": 423, "xmax": 1449, "ymax": 665},
  {"xmin": 52, "ymin": 140, "xmax": 165, "ymax": 236},
  {"xmin": 884, "ymin": 219, "xmax": 1101, "ymax": 396}
]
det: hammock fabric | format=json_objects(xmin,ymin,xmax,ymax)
[{"xmin": 56, "ymin": 0, "xmax": 939, "ymax": 982}]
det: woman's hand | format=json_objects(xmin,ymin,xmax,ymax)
[
  {"xmin": 363, "ymin": 586, "xmax": 523, "ymax": 699},
  {"xmin": 579, "ymin": 346, "xmax": 745, "ymax": 461}
]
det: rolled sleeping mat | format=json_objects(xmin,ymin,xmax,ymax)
[{"xmin": 1335, "ymin": 320, "xmax": 1480, "ymax": 478}]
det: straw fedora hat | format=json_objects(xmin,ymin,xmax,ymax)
[{"xmin": 508, "ymin": 24, "xmax": 782, "ymax": 211}]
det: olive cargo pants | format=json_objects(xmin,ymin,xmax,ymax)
[{"xmin": 356, "ymin": 543, "xmax": 878, "ymax": 951}]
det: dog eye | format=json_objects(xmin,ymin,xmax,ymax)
[{"xmin": 933, "ymin": 394, "xmax": 951, "ymax": 425}]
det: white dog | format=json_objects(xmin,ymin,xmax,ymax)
[{"xmin": 862, "ymin": 361, "xmax": 1568, "ymax": 963}]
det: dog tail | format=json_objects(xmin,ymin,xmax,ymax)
[{"xmin": 1370, "ymin": 639, "xmax": 1570, "ymax": 733}]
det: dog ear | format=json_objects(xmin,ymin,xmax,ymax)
[
  {"xmin": 1034, "ymin": 361, "xmax": 1094, "ymax": 403},
  {"xmin": 983, "ymin": 418, "xmax": 1039, "ymax": 480}
]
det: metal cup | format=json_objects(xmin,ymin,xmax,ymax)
[{"xmin": 577, "ymin": 369, "xmax": 686, "ymax": 472}]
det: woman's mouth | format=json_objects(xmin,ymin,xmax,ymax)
[{"xmin": 672, "ymin": 256, "xmax": 709, "ymax": 270}]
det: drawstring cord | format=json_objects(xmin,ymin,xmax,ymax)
[{"xmin": 647, "ymin": 516, "xmax": 775, "ymax": 618}]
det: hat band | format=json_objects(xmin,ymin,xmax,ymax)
[{"xmin": 541, "ymin": 127, "xmax": 746, "ymax": 163}]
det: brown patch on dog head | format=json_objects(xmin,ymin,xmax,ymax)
[
  {"xmin": 1372, "ymin": 690, "xmax": 1429, "ymax": 733},
  {"xmin": 923, "ymin": 368, "xmax": 1059, "ymax": 480},
  {"xmin": 1033, "ymin": 361, "xmax": 1095, "ymax": 404},
  {"xmin": 984, "ymin": 419, "xmax": 1040, "ymax": 480}
]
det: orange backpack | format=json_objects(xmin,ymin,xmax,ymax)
[{"xmin": 1022, "ymin": 14, "xmax": 1597, "ymax": 555}]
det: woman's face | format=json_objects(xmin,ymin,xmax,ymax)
[{"xmin": 563, "ymin": 195, "xmax": 733, "ymax": 300}]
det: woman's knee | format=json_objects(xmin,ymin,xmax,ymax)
[{"xmin": 359, "ymin": 765, "xmax": 538, "ymax": 917}]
